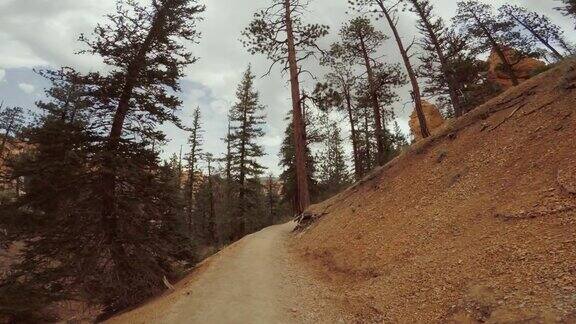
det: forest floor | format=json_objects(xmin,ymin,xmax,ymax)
[{"xmin": 107, "ymin": 222, "xmax": 352, "ymax": 324}]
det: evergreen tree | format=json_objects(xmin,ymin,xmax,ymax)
[
  {"xmin": 418, "ymin": 29, "xmax": 496, "ymax": 115},
  {"xmin": 408, "ymin": 0, "xmax": 464, "ymax": 117},
  {"xmin": 185, "ymin": 107, "xmax": 203, "ymax": 235},
  {"xmin": 500, "ymin": 4, "xmax": 572, "ymax": 60},
  {"xmin": 0, "ymin": 0, "xmax": 205, "ymax": 315},
  {"xmin": 453, "ymin": 1, "xmax": 540, "ymax": 87},
  {"xmin": 203, "ymin": 153, "xmax": 217, "ymax": 244},
  {"xmin": 315, "ymin": 45, "xmax": 362, "ymax": 180},
  {"xmin": 279, "ymin": 112, "xmax": 319, "ymax": 215},
  {"xmin": 0, "ymin": 105, "xmax": 25, "ymax": 162},
  {"xmin": 337, "ymin": 17, "xmax": 390, "ymax": 166},
  {"xmin": 349, "ymin": 0, "xmax": 431, "ymax": 139},
  {"xmin": 317, "ymin": 120, "xmax": 350, "ymax": 198},
  {"xmin": 355, "ymin": 87, "xmax": 377, "ymax": 171},
  {"xmin": 242, "ymin": 0, "xmax": 328, "ymax": 215},
  {"xmin": 228, "ymin": 66, "xmax": 267, "ymax": 239},
  {"xmin": 392, "ymin": 121, "xmax": 408, "ymax": 150},
  {"xmin": 193, "ymin": 153, "xmax": 217, "ymax": 245},
  {"xmin": 265, "ymin": 174, "xmax": 281, "ymax": 225},
  {"xmin": 556, "ymin": 0, "xmax": 576, "ymax": 26}
]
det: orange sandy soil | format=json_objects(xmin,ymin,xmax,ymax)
[{"xmin": 294, "ymin": 60, "xmax": 576, "ymax": 323}]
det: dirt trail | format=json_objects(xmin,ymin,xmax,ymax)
[{"xmin": 108, "ymin": 222, "xmax": 347, "ymax": 324}]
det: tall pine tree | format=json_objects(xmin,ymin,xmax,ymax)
[
  {"xmin": 0, "ymin": 0, "xmax": 205, "ymax": 316},
  {"xmin": 185, "ymin": 107, "xmax": 203, "ymax": 236},
  {"xmin": 242, "ymin": 0, "xmax": 328, "ymax": 215},
  {"xmin": 228, "ymin": 66, "xmax": 267, "ymax": 239},
  {"xmin": 408, "ymin": 0, "xmax": 464, "ymax": 117}
]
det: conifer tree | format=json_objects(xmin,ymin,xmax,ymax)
[
  {"xmin": 556, "ymin": 0, "xmax": 576, "ymax": 26},
  {"xmin": 317, "ymin": 120, "xmax": 350, "ymax": 198},
  {"xmin": 1, "ymin": 0, "xmax": 205, "ymax": 314},
  {"xmin": 407, "ymin": 0, "xmax": 464, "ymax": 116},
  {"xmin": 453, "ymin": 0, "xmax": 533, "ymax": 87},
  {"xmin": 186, "ymin": 107, "xmax": 203, "ymax": 235},
  {"xmin": 279, "ymin": 112, "xmax": 318, "ymax": 215},
  {"xmin": 228, "ymin": 66, "xmax": 267, "ymax": 239},
  {"xmin": 200, "ymin": 153, "xmax": 217, "ymax": 244},
  {"xmin": 315, "ymin": 45, "xmax": 362, "ymax": 179},
  {"xmin": 0, "ymin": 106, "xmax": 25, "ymax": 162},
  {"xmin": 349, "ymin": 0, "xmax": 431, "ymax": 139},
  {"xmin": 355, "ymin": 88, "xmax": 377, "ymax": 171},
  {"xmin": 265, "ymin": 174, "xmax": 281, "ymax": 225},
  {"xmin": 500, "ymin": 4, "xmax": 572, "ymax": 60},
  {"xmin": 242, "ymin": 0, "xmax": 328, "ymax": 215},
  {"xmin": 337, "ymin": 17, "xmax": 390, "ymax": 166}
]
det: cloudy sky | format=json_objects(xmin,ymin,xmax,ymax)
[{"xmin": 0, "ymin": 0, "xmax": 573, "ymax": 174}]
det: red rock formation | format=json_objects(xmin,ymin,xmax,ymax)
[
  {"xmin": 409, "ymin": 100, "xmax": 445, "ymax": 141},
  {"xmin": 487, "ymin": 47, "xmax": 545, "ymax": 89}
]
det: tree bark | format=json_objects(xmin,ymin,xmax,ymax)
[
  {"xmin": 284, "ymin": 0, "xmax": 310, "ymax": 215},
  {"xmin": 378, "ymin": 2, "xmax": 430, "ymax": 138},
  {"xmin": 358, "ymin": 32, "xmax": 387, "ymax": 166}
]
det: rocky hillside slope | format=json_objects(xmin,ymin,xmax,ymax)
[{"xmin": 295, "ymin": 60, "xmax": 576, "ymax": 323}]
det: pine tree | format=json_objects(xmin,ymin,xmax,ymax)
[
  {"xmin": 408, "ymin": 0, "xmax": 464, "ymax": 117},
  {"xmin": 392, "ymin": 121, "xmax": 408, "ymax": 150},
  {"xmin": 0, "ymin": 105, "xmax": 25, "ymax": 162},
  {"xmin": 500, "ymin": 4, "xmax": 572, "ymax": 60},
  {"xmin": 556, "ymin": 0, "xmax": 576, "ymax": 27},
  {"xmin": 279, "ymin": 112, "xmax": 319, "ymax": 215},
  {"xmin": 453, "ymin": 0, "xmax": 539, "ymax": 87},
  {"xmin": 84, "ymin": 0, "xmax": 204, "ymax": 311},
  {"xmin": 349, "ymin": 0, "xmax": 431, "ymax": 139},
  {"xmin": 0, "ymin": 0, "xmax": 205, "ymax": 315},
  {"xmin": 242, "ymin": 0, "xmax": 328, "ymax": 215},
  {"xmin": 355, "ymin": 72, "xmax": 405, "ymax": 168},
  {"xmin": 355, "ymin": 88, "xmax": 377, "ymax": 171},
  {"xmin": 265, "ymin": 174, "xmax": 281, "ymax": 225},
  {"xmin": 185, "ymin": 107, "xmax": 203, "ymax": 236},
  {"xmin": 317, "ymin": 120, "xmax": 350, "ymax": 198},
  {"xmin": 228, "ymin": 66, "xmax": 267, "ymax": 239},
  {"xmin": 194, "ymin": 153, "xmax": 217, "ymax": 245},
  {"xmin": 337, "ymin": 17, "xmax": 391, "ymax": 166},
  {"xmin": 315, "ymin": 45, "xmax": 362, "ymax": 179}
]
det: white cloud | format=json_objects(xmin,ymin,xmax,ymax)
[
  {"xmin": 0, "ymin": 69, "xmax": 5, "ymax": 82},
  {"xmin": 18, "ymin": 82, "xmax": 35, "ymax": 94}
]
